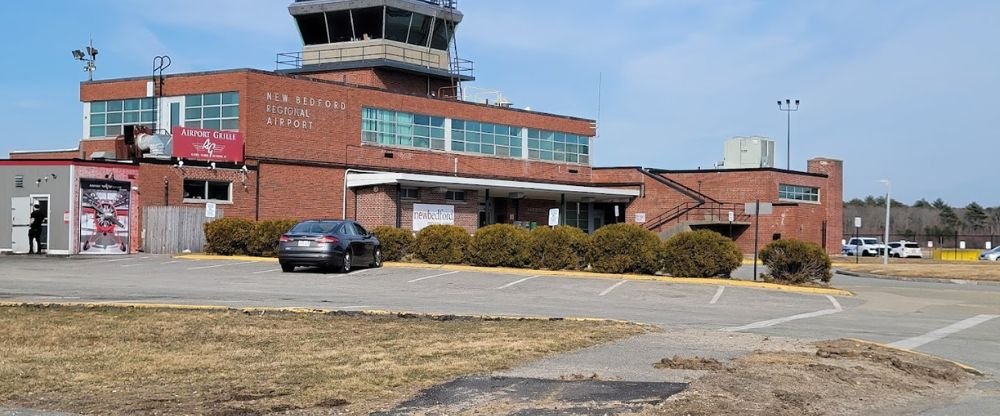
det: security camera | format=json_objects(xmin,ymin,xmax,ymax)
[
  {"xmin": 176, "ymin": 160, "xmax": 184, "ymax": 168},
  {"xmin": 241, "ymin": 165, "xmax": 249, "ymax": 173},
  {"xmin": 209, "ymin": 162, "xmax": 216, "ymax": 170}
]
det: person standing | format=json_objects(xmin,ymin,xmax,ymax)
[{"xmin": 29, "ymin": 203, "xmax": 45, "ymax": 254}]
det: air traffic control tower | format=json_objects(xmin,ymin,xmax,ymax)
[{"xmin": 277, "ymin": 0, "xmax": 474, "ymax": 97}]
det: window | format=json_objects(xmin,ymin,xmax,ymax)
[
  {"xmin": 354, "ymin": 223, "xmax": 369, "ymax": 236},
  {"xmin": 362, "ymin": 107, "xmax": 445, "ymax": 150},
  {"xmin": 527, "ymin": 129, "xmax": 591, "ymax": 165},
  {"xmin": 183, "ymin": 180, "xmax": 232, "ymax": 202},
  {"xmin": 185, "ymin": 92, "xmax": 239, "ymax": 131},
  {"xmin": 445, "ymin": 190, "xmax": 465, "ymax": 202},
  {"xmin": 291, "ymin": 220, "xmax": 342, "ymax": 234},
  {"xmin": 451, "ymin": 119, "xmax": 522, "ymax": 158},
  {"xmin": 400, "ymin": 188, "xmax": 418, "ymax": 199},
  {"xmin": 778, "ymin": 184, "xmax": 820, "ymax": 202},
  {"xmin": 565, "ymin": 202, "xmax": 590, "ymax": 231},
  {"xmin": 88, "ymin": 98, "xmax": 156, "ymax": 137}
]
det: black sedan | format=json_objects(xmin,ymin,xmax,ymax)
[{"xmin": 277, "ymin": 220, "xmax": 382, "ymax": 273}]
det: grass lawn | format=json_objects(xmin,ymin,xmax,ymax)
[
  {"xmin": 0, "ymin": 305, "xmax": 647, "ymax": 415},
  {"xmin": 834, "ymin": 257, "xmax": 1000, "ymax": 281}
]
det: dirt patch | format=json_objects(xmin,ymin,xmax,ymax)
[
  {"xmin": 0, "ymin": 304, "xmax": 646, "ymax": 415},
  {"xmin": 642, "ymin": 338, "xmax": 977, "ymax": 416},
  {"xmin": 836, "ymin": 260, "xmax": 1000, "ymax": 281},
  {"xmin": 653, "ymin": 356, "xmax": 725, "ymax": 371}
]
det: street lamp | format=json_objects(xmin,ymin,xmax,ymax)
[
  {"xmin": 71, "ymin": 38, "xmax": 98, "ymax": 81},
  {"xmin": 777, "ymin": 99, "xmax": 800, "ymax": 170},
  {"xmin": 880, "ymin": 179, "xmax": 891, "ymax": 265}
]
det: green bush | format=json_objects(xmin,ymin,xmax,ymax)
[
  {"xmin": 372, "ymin": 226, "xmax": 415, "ymax": 261},
  {"xmin": 468, "ymin": 224, "xmax": 531, "ymax": 267},
  {"xmin": 247, "ymin": 219, "xmax": 298, "ymax": 257},
  {"xmin": 760, "ymin": 239, "xmax": 833, "ymax": 284},
  {"xmin": 586, "ymin": 223, "xmax": 662, "ymax": 274},
  {"xmin": 204, "ymin": 217, "xmax": 256, "ymax": 256},
  {"xmin": 413, "ymin": 224, "xmax": 471, "ymax": 264},
  {"xmin": 660, "ymin": 230, "xmax": 742, "ymax": 278},
  {"xmin": 529, "ymin": 226, "xmax": 590, "ymax": 270}
]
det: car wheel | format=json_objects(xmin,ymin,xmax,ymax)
[
  {"xmin": 371, "ymin": 247, "xmax": 382, "ymax": 268},
  {"xmin": 280, "ymin": 262, "xmax": 294, "ymax": 273},
  {"xmin": 340, "ymin": 251, "xmax": 353, "ymax": 273}
]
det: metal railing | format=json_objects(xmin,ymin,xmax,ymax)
[
  {"xmin": 276, "ymin": 46, "xmax": 474, "ymax": 78},
  {"xmin": 645, "ymin": 201, "xmax": 749, "ymax": 231}
]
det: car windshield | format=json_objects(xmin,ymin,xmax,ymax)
[
  {"xmin": 863, "ymin": 239, "xmax": 879, "ymax": 245},
  {"xmin": 290, "ymin": 221, "xmax": 342, "ymax": 234}
]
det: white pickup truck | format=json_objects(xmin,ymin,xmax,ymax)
[{"xmin": 842, "ymin": 237, "xmax": 887, "ymax": 257}]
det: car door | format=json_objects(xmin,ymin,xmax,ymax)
[
  {"xmin": 354, "ymin": 223, "xmax": 375, "ymax": 262},
  {"xmin": 343, "ymin": 222, "xmax": 369, "ymax": 264}
]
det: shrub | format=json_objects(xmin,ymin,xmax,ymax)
[
  {"xmin": 413, "ymin": 224, "xmax": 471, "ymax": 264},
  {"xmin": 529, "ymin": 226, "xmax": 590, "ymax": 270},
  {"xmin": 586, "ymin": 223, "xmax": 662, "ymax": 274},
  {"xmin": 660, "ymin": 230, "xmax": 742, "ymax": 278},
  {"xmin": 204, "ymin": 217, "xmax": 256, "ymax": 256},
  {"xmin": 467, "ymin": 224, "xmax": 531, "ymax": 267},
  {"xmin": 247, "ymin": 219, "xmax": 298, "ymax": 257},
  {"xmin": 760, "ymin": 239, "xmax": 833, "ymax": 284},
  {"xmin": 372, "ymin": 226, "xmax": 415, "ymax": 261}
]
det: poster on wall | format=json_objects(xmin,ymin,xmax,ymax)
[
  {"xmin": 79, "ymin": 179, "xmax": 131, "ymax": 254},
  {"xmin": 412, "ymin": 204, "xmax": 455, "ymax": 231}
]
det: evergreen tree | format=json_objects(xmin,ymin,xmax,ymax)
[
  {"xmin": 864, "ymin": 195, "xmax": 878, "ymax": 206},
  {"xmin": 939, "ymin": 206, "xmax": 961, "ymax": 232},
  {"xmin": 964, "ymin": 202, "xmax": 988, "ymax": 231},
  {"xmin": 932, "ymin": 198, "xmax": 949, "ymax": 210},
  {"xmin": 913, "ymin": 198, "xmax": 932, "ymax": 208},
  {"xmin": 845, "ymin": 198, "xmax": 866, "ymax": 207}
]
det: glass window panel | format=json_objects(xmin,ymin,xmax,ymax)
[
  {"xmin": 554, "ymin": 152, "xmax": 565, "ymax": 161},
  {"xmin": 414, "ymin": 114, "xmax": 430, "ymax": 125},
  {"xmin": 543, "ymin": 131, "xmax": 555, "ymax": 141},
  {"xmin": 580, "ymin": 145, "xmax": 589, "ymax": 155},
  {"xmin": 90, "ymin": 101, "xmax": 106, "ymax": 112},
  {"xmin": 203, "ymin": 106, "xmax": 221, "ymax": 119},
  {"xmin": 452, "ymin": 141, "xmax": 464, "ymax": 151},
  {"xmin": 124, "ymin": 111, "xmax": 140, "ymax": 123},
  {"xmin": 185, "ymin": 95, "xmax": 202, "ymax": 107},
  {"xmin": 185, "ymin": 108, "xmax": 201, "ymax": 119},
  {"xmin": 527, "ymin": 129, "xmax": 540, "ymax": 139},
  {"xmin": 184, "ymin": 180, "xmax": 207, "ymax": 199},
  {"xmin": 141, "ymin": 99, "xmax": 156, "ymax": 110},
  {"xmin": 222, "ymin": 105, "xmax": 239, "ymax": 118},
  {"xmin": 452, "ymin": 131, "xmax": 464, "ymax": 141},
  {"xmin": 452, "ymin": 120, "xmax": 464, "ymax": 130},
  {"xmin": 397, "ymin": 125, "xmax": 413, "ymax": 138},
  {"xmin": 106, "ymin": 125, "xmax": 122, "ymax": 136},
  {"xmin": 494, "ymin": 136, "xmax": 508, "ymax": 146},
  {"xmin": 566, "ymin": 153, "xmax": 578, "ymax": 163},
  {"xmin": 221, "ymin": 119, "xmax": 239, "ymax": 130},
  {"xmin": 480, "ymin": 134, "xmax": 494, "ymax": 145},
  {"xmin": 384, "ymin": 7, "xmax": 411, "ymax": 42},
  {"xmin": 203, "ymin": 93, "xmax": 221, "ymax": 106},
  {"xmin": 528, "ymin": 149, "xmax": 540, "ymax": 159},
  {"xmin": 496, "ymin": 146, "xmax": 509, "ymax": 157},
  {"xmin": 467, "ymin": 143, "xmax": 480, "ymax": 153},
  {"xmin": 327, "ymin": 10, "xmax": 353, "ymax": 42},
  {"xmin": 510, "ymin": 148, "xmax": 522, "ymax": 157},
  {"xmin": 482, "ymin": 123, "xmax": 494, "ymax": 134},
  {"xmin": 541, "ymin": 150, "xmax": 553, "ymax": 160},
  {"xmin": 540, "ymin": 140, "xmax": 553, "ymax": 151},
  {"xmin": 528, "ymin": 139, "xmax": 540, "ymax": 149},
  {"xmin": 90, "ymin": 126, "xmax": 105, "ymax": 137},
  {"xmin": 363, "ymin": 131, "xmax": 377, "ymax": 143},
  {"xmin": 396, "ymin": 112, "xmax": 413, "ymax": 124},
  {"xmin": 467, "ymin": 121, "xmax": 480, "ymax": 131},
  {"xmin": 495, "ymin": 125, "xmax": 509, "ymax": 136},
  {"xmin": 378, "ymin": 110, "xmax": 395, "ymax": 121},
  {"xmin": 431, "ymin": 139, "xmax": 445, "ymax": 150},
  {"xmin": 90, "ymin": 114, "xmax": 105, "ymax": 125},
  {"xmin": 510, "ymin": 127, "xmax": 521, "ymax": 137},
  {"xmin": 414, "ymin": 126, "xmax": 430, "ymax": 137},
  {"xmin": 554, "ymin": 142, "xmax": 565, "ymax": 152},
  {"xmin": 407, "ymin": 13, "xmax": 431, "ymax": 46},
  {"xmin": 207, "ymin": 182, "xmax": 230, "ymax": 201},
  {"xmin": 378, "ymin": 133, "xmax": 395, "ymax": 144},
  {"xmin": 203, "ymin": 119, "xmax": 221, "ymax": 130},
  {"xmin": 185, "ymin": 121, "xmax": 201, "ymax": 128},
  {"xmin": 431, "ymin": 127, "xmax": 444, "ymax": 138},
  {"xmin": 222, "ymin": 92, "xmax": 239, "ymax": 105},
  {"xmin": 481, "ymin": 145, "xmax": 494, "ymax": 154},
  {"xmin": 579, "ymin": 155, "xmax": 589, "ymax": 164},
  {"xmin": 398, "ymin": 136, "xmax": 413, "ymax": 146},
  {"xmin": 567, "ymin": 144, "xmax": 578, "ymax": 153},
  {"xmin": 141, "ymin": 110, "xmax": 155, "ymax": 122},
  {"xmin": 466, "ymin": 132, "xmax": 480, "ymax": 143},
  {"xmin": 554, "ymin": 132, "xmax": 566, "ymax": 143},
  {"xmin": 377, "ymin": 122, "xmax": 395, "ymax": 134},
  {"xmin": 107, "ymin": 100, "xmax": 123, "ymax": 112},
  {"xmin": 413, "ymin": 137, "xmax": 430, "ymax": 148},
  {"xmin": 106, "ymin": 112, "xmax": 122, "ymax": 123}
]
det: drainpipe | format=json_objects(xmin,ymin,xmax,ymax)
[{"xmin": 395, "ymin": 183, "xmax": 402, "ymax": 228}]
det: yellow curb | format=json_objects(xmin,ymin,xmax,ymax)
[
  {"xmin": 842, "ymin": 338, "xmax": 983, "ymax": 376},
  {"xmin": 0, "ymin": 301, "xmax": 655, "ymax": 328},
  {"xmin": 169, "ymin": 254, "xmax": 850, "ymax": 297},
  {"xmin": 384, "ymin": 262, "xmax": 853, "ymax": 297}
]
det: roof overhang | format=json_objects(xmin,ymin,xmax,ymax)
[{"xmin": 347, "ymin": 171, "xmax": 639, "ymax": 202}]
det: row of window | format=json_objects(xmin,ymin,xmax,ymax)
[
  {"xmin": 527, "ymin": 129, "xmax": 590, "ymax": 164},
  {"xmin": 452, "ymin": 120, "xmax": 522, "ymax": 158},
  {"xmin": 779, "ymin": 184, "xmax": 820, "ymax": 202},
  {"xmin": 185, "ymin": 92, "xmax": 239, "ymax": 131},
  {"xmin": 398, "ymin": 187, "xmax": 465, "ymax": 202},
  {"xmin": 88, "ymin": 92, "xmax": 240, "ymax": 138},
  {"xmin": 89, "ymin": 98, "xmax": 157, "ymax": 138},
  {"xmin": 362, "ymin": 108, "xmax": 446, "ymax": 150}
]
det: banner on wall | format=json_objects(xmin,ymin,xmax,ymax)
[
  {"xmin": 172, "ymin": 126, "xmax": 244, "ymax": 162},
  {"xmin": 79, "ymin": 179, "xmax": 131, "ymax": 254},
  {"xmin": 412, "ymin": 204, "xmax": 455, "ymax": 231}
]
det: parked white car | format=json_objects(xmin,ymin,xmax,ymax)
[
  {"xmin": 888, "ymin": 241, "xmax": 923, "ymax": 258},
  {"xmin": 842, "ymin": 237, "xmax": 887, "ymax": 257},
  {"xmin": 979, "ymin": 246, "xmax": 1000, "ymax": 261}
]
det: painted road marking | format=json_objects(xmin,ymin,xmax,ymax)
[
  {"xmin": 497, "ymin": 275, "xmax": 539, "ymax": 289},
  {"xmin": 722, "ymin": 295, "xmax": 845, "ymax": 332},
  {"xmin": 408, "ymin": 271, "xmax": 460, "ymax": 283},
  {"xmin": 187, "ymin": 261, "xmax": 256, "ymax": 270},
  {"xmin": 599, "ymin": 280, "xmax": 627, "ymax": 297},
  {"xmin": 347, "ymin": 268, "xmax": 374, "ymax": 276},
  {"xmin": 106, "ymin": 258, "xmax": 137, "ymax": 263},
  {"xmin": 160, "ymin": 260, "xmax": 182, "ymax": 265},
  {"xmin": 889, "ymin": 314, "xmax": 1000, "ymax": 350},
  {"xmin": 253, "ymin": 268, "xmax": 281, "ymax": 274},
  {"xmin": 710, "ymin": 286, "xmax": 725, "ymax": 305}
]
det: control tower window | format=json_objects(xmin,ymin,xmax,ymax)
[
  {"xmin": 296, "ymin": 13, "xmax": 329, "ymax": 45},
  {"xmin": 430, "ymin": 19, "xmax": 456, "ymax": 50},
  {"xmin": 326, "ymin": 10, "xmax": 353, "ymax": 42},
  {"xmin": 385, "ymin": 7, "xmax": 412, "ymax": 43},
  {"xmin": 352, "ymin": 7, "xmax": 384, "ymax": 40},
  {"xmin": 408, "ymin": 13, "xmax": 432, "ymax": 46}
]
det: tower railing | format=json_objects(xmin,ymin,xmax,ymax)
[{"xmin": 275, "ymin": 46, "xmax": 473, "ymax": 79}]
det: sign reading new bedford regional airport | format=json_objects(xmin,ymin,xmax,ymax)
[
  {"xmin": 412, "ymin": 204, "xmax": 455, "ymax": 231},
  {"xmin": 172, "ymin": 127, "xmax": 244, "ymax": 163}
]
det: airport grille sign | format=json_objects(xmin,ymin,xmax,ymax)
[{"xmin": 172, "ymin": 127, "xmax": 244, "ymax": 162}]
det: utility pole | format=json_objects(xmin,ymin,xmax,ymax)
[{"xmin": 777, "ymin": 99, "xmax": 800, "ymax": 170}]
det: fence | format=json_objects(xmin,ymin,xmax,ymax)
[
  {"xmin": 142, "ymin": 206, "xmax": 223, "ymax": 254},
  {"xmin": 843, "ymin": 232, "xmax": 1000, "ymax": 250}
]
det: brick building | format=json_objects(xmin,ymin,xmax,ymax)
[{"xmin": 2, "ymin": 0, "xmax": 842, "ymax": 255}]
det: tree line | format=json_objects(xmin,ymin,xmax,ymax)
[{"xmin": 843, "ymin": 197, "xmax": 1000, "ymax": 241}]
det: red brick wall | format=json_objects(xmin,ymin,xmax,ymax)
[
  {"xmin": 258, "ymin": 163, "xmax": 345, "ymax": 221},
  {"xmin": 349, "ymin": 186, "xmax": 478, "ymax": 233},
  {"xmin": 10, "ymin": 150, "xmax": 81, "ymax": 160},
  {"xmin": 137, "ymin": 164, "xmax": 258, "ymax": 219}
]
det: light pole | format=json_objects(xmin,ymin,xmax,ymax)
[
  {"xmin": 880, "ymin": 179, "xmax": 891, "ymax": 265},
  {"xmin": 777, "ymin": 99, "xmax": 799, "ymax": 170},
  {"xmin": 71, "ymin": 38, "xmax": 98, "ymax": 81}
]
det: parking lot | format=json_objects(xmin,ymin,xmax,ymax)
[{"xmin": 2, "ymin": 255, "xmax": 1000, "ymax": 414}]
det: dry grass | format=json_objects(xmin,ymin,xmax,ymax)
[
  {"xmin": 835, "ymin": 258, "xmax": 1000, "ymax": 281},
  {"xmin": 0, "ymin": 305, "xmax": 646, "ymax": 415}
]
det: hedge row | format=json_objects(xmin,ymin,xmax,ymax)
[{"xmin": 204, "ymin": 218, "xmax": 298, "ymax": 257}]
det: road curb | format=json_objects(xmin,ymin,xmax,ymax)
[
  {"xmin": 835, "ymin": 269, "xmax": 1000, "ymax": 286},
  {"xmin": 842, "ymin": 338, "xmax": 984, "ymax": 376},
  {"xmin": 173, "ymin": 254, "xmax": 852, "ymax": 297}
]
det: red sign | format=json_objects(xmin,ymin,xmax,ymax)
[{"xmin": 171, "ymin": 127, "xmax": 244, "ymax": 162}]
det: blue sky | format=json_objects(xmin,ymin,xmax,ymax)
[{"xmin": 1, "ymin": 0, "xmax": 998, "ymax": 206}]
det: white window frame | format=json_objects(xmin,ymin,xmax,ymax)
[
  {"xmin": 182, "ymin": 179, "xmax": 233, "ymax": 204},
  {"xmin": 445, "ymin": 190, "xmax": 466, "ymax": 202},
  {"xmin": 778, "ymin": 184, "xmax": 821, "ymax": 203},
  {"xmin": 400, "ymin": 187, "xmax": 419, "ymax": 199}
]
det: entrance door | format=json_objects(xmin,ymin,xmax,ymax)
[{"xmin": 11, "ymin": 197, "xmax": 30, "ymax": 253}]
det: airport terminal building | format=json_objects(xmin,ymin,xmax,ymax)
[{"xmin": 1, "ymin": 0, "xmax": 842, "ymax": 255}]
